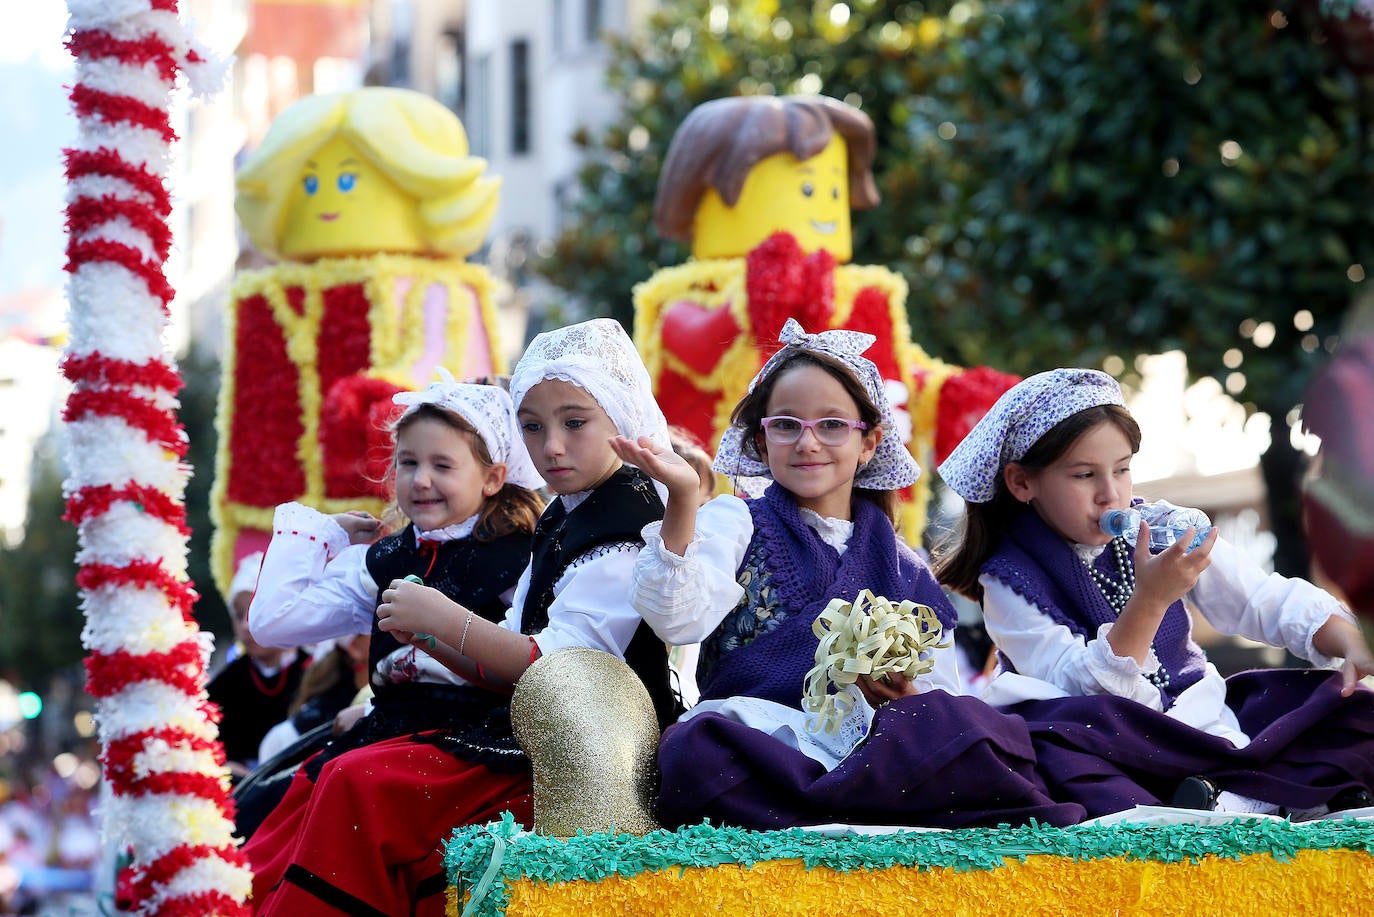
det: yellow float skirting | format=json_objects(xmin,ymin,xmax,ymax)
[
  {"xmin": 453, "ymin": 849, "xmax": 1372, "ymax": 916},
  {"xmin": 445, "ymin": 816, "xmax": 1374, "ymax": 917}
]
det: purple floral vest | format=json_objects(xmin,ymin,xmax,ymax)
[{"xmin": 696, "ymin": 483, "xmax": 957, "ymax": 708}]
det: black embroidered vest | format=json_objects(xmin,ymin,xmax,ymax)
[
  {"xmin": 521, "ymin": 466, "xmax": 682, "ymax": 729},
  {"xmin": 364, "ymin": 526, "xmax": 531, "ymax": 682}
]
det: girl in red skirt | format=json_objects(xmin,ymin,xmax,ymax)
[{"xmin": 243, "ymin": 375, "xmax": 544, "ymax": 916}]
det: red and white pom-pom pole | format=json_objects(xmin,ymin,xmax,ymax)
[{"xmin": 62, "ymin": 1, "xmax": 250, "ymax": 914}]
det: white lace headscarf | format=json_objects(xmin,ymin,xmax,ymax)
[
  {"xmin": 937, "ymin": 367, "xmax": 1124, "ymax": 503},
  {"xmin": 509, "ymin": 319, "xmax": 671, "ymax": 489},
  {"xmin": 713, "ymin": 318, "xmax": 922, "ymax": 492},
  {"xmin": 392, "ymin": 369, "xmax": 544, "ymax": 490}
]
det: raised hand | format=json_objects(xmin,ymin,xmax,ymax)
[
  {"xmin": 1131, "ymin": 521, "xmax": 1218, "ymax": 610},
  {"xmin": 1109, "ymin": 522, "xmax": 1219, "ymax": 664},
  {"xmin": 609, "ymin": 434, "xmax": 701, "ymax": 502}
]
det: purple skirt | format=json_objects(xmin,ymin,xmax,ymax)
[
  {"xmin": 1016, "ymin": 668, "xmax": 1374, "ymax": 817},
  {"xmin": 655, "ymin": 690, "xmax": 1086, "ymax": 830}
]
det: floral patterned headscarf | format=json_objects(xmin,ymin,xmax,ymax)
[
  {"xmin": 713, "ymin": 318, "xmax": 922, "ymax": 491},
  {"xmin": 937, "ymin": 367, "xmax": 1124, "ymax": 503}
]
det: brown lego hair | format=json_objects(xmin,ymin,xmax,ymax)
[{"xmin": 653, "ymin": 94, "xmax": 880, "ymax": 242}]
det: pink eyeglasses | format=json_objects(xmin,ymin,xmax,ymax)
[{"xmin": 760, "ymin": 415, "xmax": 869, "ymax": 446}]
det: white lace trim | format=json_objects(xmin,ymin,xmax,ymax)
[{"xmin": 414, "ymin": 514, "xmax": 479, "ymax": 544}]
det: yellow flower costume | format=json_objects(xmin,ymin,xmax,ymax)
[{"xmin": 212, "ymin": 88, "xmax": 507, "ymax": 594}]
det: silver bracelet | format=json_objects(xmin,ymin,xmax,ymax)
[{"xmin": 458, "ymin": 609, "xmax": 474, "ymax": 656}]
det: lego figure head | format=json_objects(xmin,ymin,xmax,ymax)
[
  {"xmin": 235, "ymin": 87, "xmax": 500, "ymax": 261},
  {"xmin": 653, "ymin": 95, "xmax": 880, "ymax": 263}
]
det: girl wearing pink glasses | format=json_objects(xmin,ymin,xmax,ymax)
[{"xmin": 610, "ymin": 318, "xmax": 1082, "ymax": 831}]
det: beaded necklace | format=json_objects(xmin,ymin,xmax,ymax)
[
  {"xmin": 1087, "ymin": 537, "xmax": 1170, "ymax": 689},
  {"xmin": 1087, "ymin": 537, "xmax": 1135, "ymax": 612}
]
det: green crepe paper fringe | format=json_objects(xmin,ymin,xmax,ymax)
[{"xmin": 443, "ymin": 813, "xmax": 1374, "ymax": 917}]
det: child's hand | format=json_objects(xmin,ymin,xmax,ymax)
[
  {"xmin": 333, "ymin": 511, "xmax": 382, "ymax": 545},
  {"xmin": 376, "ymin": 578, "xmax": 455, "ymax": 641},
  {"xmin": 1130, "ymin": 521, "xmax": 1218, "ymax": 609},
  {"xmin": 610, "ymin": 435, "xmax": 701, "ymax": 503},
  {"xmin": 1312, "ymin": 614, "xmax": 1374, "ymax": 696},
  {"xmin": 856, "ymin": 672, "xmax": 921, "ymax": 707}
]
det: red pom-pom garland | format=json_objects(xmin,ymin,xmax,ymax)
[{"xmin": 63, "ymin": 2, "xmax": 251, "ymax": 914}]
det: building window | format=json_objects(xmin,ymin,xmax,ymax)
[
  {"xmin": 436, "ymin": 30, "xmax": 464, "ymax": 114},
  {"xmin": 468, "ymin": 54, "xmax": 490, "ymax": 158},
  {"xmin": 510, "ymin": 39, "xmax": 531, "ymax": 156},
  {"xmin": 389, "ymin": 0, "xmax": 414, "ymax": 87},
  {"xmin": 584, "ymin": 0, "xmax": 603, "ymax": 43}
]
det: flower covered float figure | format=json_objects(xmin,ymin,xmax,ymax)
[
  {"xmin": 634, "ymin": 94, "xmax": 1018, "ymax": 540},
  {"xmin": 212, "ymin": 87, "xmax": 507, "ymax": 593}
]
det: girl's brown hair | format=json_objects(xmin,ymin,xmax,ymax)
[
  {"xmin": 933, "ymin": 404, "xmax": 1141, "ymax": 600},
  {"xmin": 729, "ymin": 350, "xmax": 898, "ymax": 526},
  {"xmin": 388, "ymin": 403, "xmax": 544, "ymax": 539},
  {"xmin": 653, "ymin": 95, "xmax": 880, "ymax": 242}
]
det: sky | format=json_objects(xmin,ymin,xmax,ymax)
[{"xmin": 0, "ymin": 6, "xmax": 74, "ymax": 303}]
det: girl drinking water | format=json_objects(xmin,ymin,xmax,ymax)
[
  {"xmin": 615, "ymin": 319, "xmax": 1081, "ymax": 830},
  {"xmin": 936, "ymin": 368, "xmax": 1374, "ymax": 819},
  {"xmin": 243, "ymin": 376, "xmax": 544, "ymax": 916}
]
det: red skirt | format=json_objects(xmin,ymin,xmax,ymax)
[{"xmin": 244, "ymin": 732, "xmax": 532, "ymax": 916}]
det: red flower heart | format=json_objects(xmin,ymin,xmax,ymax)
[{"xmin": 661, "ymin": 298, "xmax": 743, "ymax": 377}]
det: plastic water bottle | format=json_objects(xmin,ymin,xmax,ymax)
[{"xmin": 1100, "ymin": 500, "xmax": 1212, "ymax": 552}]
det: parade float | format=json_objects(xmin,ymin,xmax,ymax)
[
  {"xmin": 435, "ymin": 94, "xmax": 1374, "ymax": 914},
  {"xmin": 631, "ymin": 94, "xmax": 1019, "ymax": 541},
  {"xmin": 210, "ymin": 86, "xmax": 509, "ymax": 597},
  {"xmin": 60, "ymin": 2, "xmax": 1373, "ymax": 911}
]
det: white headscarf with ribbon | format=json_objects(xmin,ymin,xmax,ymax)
[
  {"xmin": 392, "ymin": 370, "xmax": 544, "ymax": 490},
  {"xmin": 712, "ymin": 318, "xmax": 922, "ymax": 491},
  {"xmin": 937, "ymin": 367, "xmax": 1124, "ymax": 503}
]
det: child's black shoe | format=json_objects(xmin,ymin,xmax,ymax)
[
  {"xmin": 1169, "ymin": 776, "xmax": 1219, "ymax": 810},
  {"xmin": 1327, "ymin": 786, "xmax": 1373, "ymax": 813}
]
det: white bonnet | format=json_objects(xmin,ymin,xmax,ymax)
[
  {"xmin": 508, "ymin": 318, "xmax": 670, "ymax": 449},
  {"xmin": 392, "ymin": 370, "xmax": 544, "ymax": 490},
  {"xmin": 229, "ymin": 552, "xmax": 265, "ymax": 603}
]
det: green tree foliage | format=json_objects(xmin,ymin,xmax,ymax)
[
  {"xmin": 899, "ymin": 0, "xmax": 1373, "ymax": 573},
  {"xmin": 0, "ymin": 437, "xmax": 82, "ymax": 687},
  {"xmin": 540, "ymin": 0, "xmax": 1373, "ymax": 574}
]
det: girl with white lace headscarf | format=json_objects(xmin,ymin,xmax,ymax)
[{"xmin": 378, "ymin": 316, "xmax": 682, "ymax": 723}]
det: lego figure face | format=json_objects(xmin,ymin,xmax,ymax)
[
  {"xmin": 279, "ymin": 135, "xmax": 426, "ymax": 260},
  {"xmin": 692, "ymin": 134, "xmax": 852, "ymax": 263}
]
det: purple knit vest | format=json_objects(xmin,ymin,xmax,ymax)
[
  {"xmin": 982, "ymin": 508, "xmax": 1206, "ymax": 709},
  {"xmin": 696, "ymin": 483, "xmax": 957, "ymax": 709}
]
